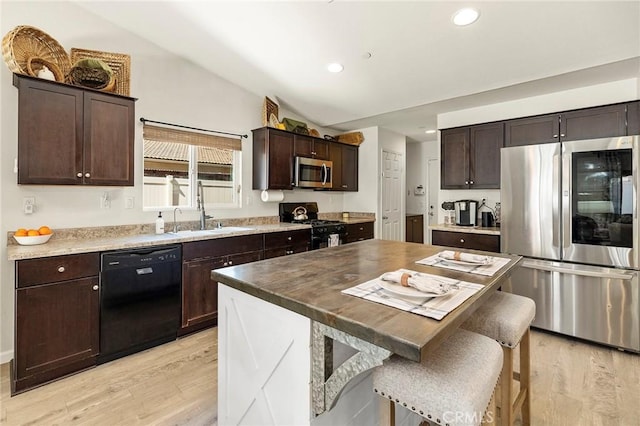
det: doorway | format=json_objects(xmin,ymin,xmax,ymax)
[{"xmin": 381, "ymin": 149, "xmax": 404, "ymax": 241}]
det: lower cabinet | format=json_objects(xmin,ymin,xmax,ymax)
[
  {"xmin": 14, "ymin": 253, "xmax": 100, "ymax": 394},
  {"xmin": 406, "ymin": 215, "xmax": 424, "ymax": 243},
  {"xmin": 431, "ymin": 230, "xmax": 500, "ymax": 253},
  {"xmin": 344, "ymin": 222, "xmax": 374, "ymax": 244},
  {"xmin": 264, "ymin": 229, "xmax": 311, "ymax": 259},
  {"xmin": 180, "ymin": 235, "xmax": 263, "ymax": 335}
]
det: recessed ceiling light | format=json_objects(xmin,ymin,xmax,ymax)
[
  {"xmin": 425, "ymin": 129, "xmax": 437, "ymax": 134},
  {"xmin": 327, "ymin": 63, "xmax": 344, "ymax": 73},
  {"xmin": 452, "ymin": 8, "xmax": 479, "ymax": 26}
]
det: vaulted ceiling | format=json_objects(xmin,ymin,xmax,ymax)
[{"xmin": 75, "ymin": 1, "xmax": 640, "ymax": 142}]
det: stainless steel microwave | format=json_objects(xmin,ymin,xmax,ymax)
[{"xmin": 294, "ymin": 157, "xmax": 333, "ymax": 189}]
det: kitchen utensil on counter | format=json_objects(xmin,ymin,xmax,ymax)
[
  {"xmin": 454, "ymin": 200, "xmax": 478, "ymax": 226},
  {"xmin": 481, "ymin": 211, "xmax": 495, "ymax": 227},
  {"xmin": 293, "ymin": 206, "xmax": 308, "ymax": 221}
]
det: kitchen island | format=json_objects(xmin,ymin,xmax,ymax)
[{"xmin": 212, "ymin": 240, "xmax": 521, "ymax": 425}]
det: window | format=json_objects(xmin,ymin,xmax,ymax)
[{"xmin": 142, "ymin": 124, "xmax": 242, "ymax": 210}]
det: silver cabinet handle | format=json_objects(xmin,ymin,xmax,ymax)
[
  {"xmin": 465, "ymin": 181, "xmax": 469, "ymax": 184},
  {"xmin": 85, "ymin": 172, "xmax": 91, "ymax": 178},
  {"xmin": 460, "ymin": 239, "xmax": 465, "ymax": 243},
  {"xmin": 57, "ymin": 266, "xmax": 65, "ymax": 273},
  {"xmin": 228, "ymin": 260, "xmax": 233, "ymax": 265},
  {"xmin": 76, "ymin": 172, "xmax": 82, "ymax": 178},
  {"xmin": 470, "ymin": 180, "xmax": 474, "ymax": 185},
  {"xmin": 223, "ymin": 262, "xmax": 228, "ymax": 266},
  {"xmin": 553, "ymin": 134, "xmax": 558, "ymax": 138},
  {"xmin": 560, "ymin": 133, "xmax": 565, "ymax": 137},
  {"xmin": 287, "ymin": 236, "xmax": 292, "ymax": 241},
  {"xmin": 92, "ymin": 285, "xmax": 99, "ymax": 291}
]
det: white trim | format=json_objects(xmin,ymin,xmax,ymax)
[{"xmin": 0, "ymin": 350, "xmax": 13, "ymax": 365}]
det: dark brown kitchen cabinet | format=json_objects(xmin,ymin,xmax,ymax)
[
  {"xmin": 263, "ymin": 229, "xmax": 311, "ymax": 259},
  {"xmin": 628, "ymin": 101, "xmax": 640, "ymax": 135},
  {"xmin": 505, "ymin": 104, "xmax": 627, "ymax": 147},
  {"xmin": 441, "ymin": 122, "xmax": 503, "ymax": 189},
  {"xmin": 329, "ymin": 142, "xmax": 359, "ymax": 191},
  {"xmin": 294, "ymin": 134, "xmax": 330, "ymax": 160},
  {"xmin": 14, "ymin": 74, "xmax": 135, "ymax": 186},
  {"xmin": 405, "ymin": 214, "xmax": 424, "ymax": 244},
  {"xmin": 344, "ymin": 221, "xmax": 374, "ymax": 244},
  {"xmin": 252, "ymin": 127, "xmax": 295, "ymax": 190},
  {"xmin": 431, "ymin": 230, "xmax": 500, "ymax": 253},
  {"xmin": 13, "ymin": 253, "xmax": 100, "ymax": 394},
  {"xmin": 181, "ymin": 235, "xmax": 263, "ymax": 334}
]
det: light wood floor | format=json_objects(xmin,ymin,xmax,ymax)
[{"xmin": 1, "ymin": 327, "xmax": 638, "ymax": 426}]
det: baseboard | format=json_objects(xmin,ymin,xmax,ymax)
[{"xmin": 0, "ymin": 350, "xmax": 14, "ymax": 365}]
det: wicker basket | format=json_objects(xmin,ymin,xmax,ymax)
[
  {"xmin": 335, "ymin": 132, "xmax": 365, "ymax": 146},
  {"xmin": 2, "ymin": 25, "xmax": 71, "ymax": 78},
  {"xmin": 68, "ymin": 66, "xmax": 112, "ymax": 89},
  {"xmin": 26, "ymin": 56, "xmax": 64, "ymax": 81},
  {"xmin": 70, "ymin": 48, "xmax": 130, "ymax": 96}
]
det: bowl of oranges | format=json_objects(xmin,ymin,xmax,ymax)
[{"xmin": 13, "ymin": 226, "xmax": 53, "ymax": 245}]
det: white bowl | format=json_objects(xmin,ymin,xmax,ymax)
[{"xmin": 14, "ymin": 233, "xmax": 53, "ymax": 246}]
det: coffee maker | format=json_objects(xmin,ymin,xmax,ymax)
[{"xmin": 454, "ymin": 200, "xmax": 478, "ymax": 226}]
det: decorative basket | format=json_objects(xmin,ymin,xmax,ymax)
[
  {"xmin": 68, "ymin": 66, "xmax": 112, "ymax": 89},
  {"xmin": 26, "ymin": 56, "xmax": 64, "ymax": 81},
  {"xmin": 335, "ymin": 131, "xmax": 365, "ymax": 146},
  {"xmin": 70, "ymin": 47, "xmax": 130, "ymax": 96},
  {"xmin": 2, "ymin": 25, "xmax": 71, "ymax": 79}
]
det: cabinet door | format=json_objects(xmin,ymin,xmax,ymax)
[
  {"xmin": 406, "ymin": 215, "xmax": 424, "ymax": 243},
  {"xmin": 440, "ymin": 128, "xmax": 469, "ymax": 189},
  {"xmin": 344, "ymin": 222, "xmax": 374, "ymax": 243},
  {"xmin": 313, "ymin": 139, "xmax": 330, "ymax": 160},
  {"xmin": 15, "ymin": 277, "xmax": 99, "ymax": 392},
  {"xmin": 561, "ymin": 104, "xmax": 627, "ymax": 141},
  {"xmin": 469, "ymin": 122, "xmax": 503, "ymax": 189},
  {"xmin": 17, "ymin": 77, "xmax": 83, "ymax": 184},
  {"xmin": 294, "ymin": 134, "xmax": 314, "ymax": 157},
  {"xmin": 83, "ymin": 92, "xmax": 135, "ymax": 185},
  {"xmin": 629, "ymin": 101, "xmax": 640, "ymax": 136},
  {"xmin": 504, "ymin": 114, "xmax": 559, "ymax": 147},
  {"xmin": 182, "ymin": 257, "xmax": 224, "ymax": 331},
  {"xmin": 341, "ymin": 144, "xmax": 358, "ymax": 191},
  {"xmin": 252, "ymin": 128, "xmax": 294, "ymax": 190}
]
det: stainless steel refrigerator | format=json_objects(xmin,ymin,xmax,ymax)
[{"xmin": 501, "ymin": 135, "xmax": 639, "ymax": 352}]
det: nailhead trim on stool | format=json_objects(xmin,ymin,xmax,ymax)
[
  {"xmin": 373, "ymin": 329, "xmax": 503, "ymax": 426},
  {"xmin": 461, "ymin": 291, "xmax": 535, "ymax": 426}
]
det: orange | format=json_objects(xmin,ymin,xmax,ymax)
[
  {"xmin": 38, "ymin": 226, "xmax": 52, "ymax": 235},
  {"xmin": 14, "ymin": 229, "xmax": 28, "ymax": 236},
  {"xmin": 27, "ymin": 229, "xmax": 39, "ymax": 237}
]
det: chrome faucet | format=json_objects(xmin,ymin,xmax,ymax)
[
  {"xmin": 173, "ymin": 207, "xmax": 182, "ymax": 233},
  {"xmin": 197, "ymin": 181, "xmax": 213, "ymax": 230}
]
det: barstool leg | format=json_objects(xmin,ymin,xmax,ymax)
[
  {"xmin": 378, "ymin": 395, "xmax": 395, "ymax": 426},
  {"xmin": 500, "ymin": 346, "xmax": 514, "ymax": 426},
  {"xmin": 519, "ymin": 329, "xmax": 531, "ymax": 425}
]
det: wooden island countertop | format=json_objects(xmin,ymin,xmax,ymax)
[{"xmin": 212, "ymin": 239, "xmax": 521, "ymax": 363}]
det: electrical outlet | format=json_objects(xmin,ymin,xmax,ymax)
[
  {"xmin": 125, "ymin": 197, "xmax": 134, "ymax": 209},
  {"xmin": 100, "ymin": 192, "xmax": 111, "ymax": 209},
  {"xmin": 23, "ymin": 197, "xmax": 35, "ymax": 214}
]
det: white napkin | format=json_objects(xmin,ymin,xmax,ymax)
[
  {"xmin": 438, "ymin": 250, "xmax": 492, "ymax": 265},
  {"xmin": 329, "ymin": 234, "xmax": 340, "ymax": 247},
  {"xmin": 380, "ymin": 270, "xmax": 452, "ymax": 295}
]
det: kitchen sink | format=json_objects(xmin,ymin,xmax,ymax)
[{"xmin": 167, "ymin": 227, "xmax": 255, "ymax": 236}]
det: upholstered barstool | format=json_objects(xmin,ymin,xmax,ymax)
[
  {"xmin": 373, "ymin": 328, "xmax": 503, "ymax": 426},
  {"xmin": 462, "ymin": 291, "xmax": 535, "ymax": 426}
]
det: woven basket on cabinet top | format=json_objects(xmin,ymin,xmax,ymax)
[{"xmin": 2, "ymin": 25, "xmax": 71, "ymax": 80}]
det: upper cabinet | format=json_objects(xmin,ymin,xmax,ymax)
[
  {"xmin": 252, "ymin": 127, "xmax": 295, "ymax": 190},
  {"xmin": 294, "ymin": 134, "xmax": 330, "ymax": 160},
  {"xmin": 329, "ymin": 142, "xmax": 358, "ymax": 191},
  {"xmin": 441, "ymin": 122, "xmax": 503, "ymax": 189},
  {"xmin": 505, "ymin": 103, "xmax": 628, "ymax": 147},
  {"xmin": 252, "ymin": 127, "xmax": 359, "ymax": 191},
  {"xmin": 14, "ymin": 74, "xmax": 135, "ymax": 186}
]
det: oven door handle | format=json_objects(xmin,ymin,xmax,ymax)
[{"xmin": 521, "ymin": 260, "xmax": 634, "ymax": 280}]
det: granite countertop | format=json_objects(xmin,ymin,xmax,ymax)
[
  {"xmin": 7, "ymin": 215, "xmax": 376, "ymax": 261},
  {"xmin": 212, "ymin": 240, "xmax": 522, "ymax": 363},
  {"xmin": 429, "ymin": 223, "xmax": 500, "ymax": 235}
]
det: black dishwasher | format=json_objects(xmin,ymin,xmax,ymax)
[{"xmin": 98, "ymin": 245, "xmax": 182, "ymax": 364}]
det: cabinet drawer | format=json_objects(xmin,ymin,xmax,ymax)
[
  {"xmin": 183, "ymin": 234, "xmax": 264, "ymax": 261},
  {"xmin": 264, "ymin": 244, "xmax": 309, "ymax": 259},
  {"xmin": 16, "ymin": 253, "xmax": 100, "ymax": 288},
  {"xmin": 345, "ymin": 222, "xmax": 374, "ymax": 243},
  {"xmin": 431, "ymin": 230, "xmax": 500, "ymax": 253},
  {"xmin": 264, "ymin": 229, "xmax": 311, "ymax": 249}
]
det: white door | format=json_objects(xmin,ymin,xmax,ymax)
[
  {"xmin": 381, "ymin": 150, "xmax": 403, "ymax": 241},
  {"xmin": 426, "ymin": 158, "xmax": 439, "ymax": 244}
]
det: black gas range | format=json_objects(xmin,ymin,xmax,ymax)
[{"xmin": 279, "ymin": 202, "xmax": 346, "ymax": 250}]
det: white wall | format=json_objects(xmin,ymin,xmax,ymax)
[
  {"xmin": 406, "ymin": 141, "xmax": 438, "ymax": 242},
  {"xmin": 0, "ymin": 1, "xmax": 346, "ymax": 361},
  {"xmin": 435, "ymin": 78, "xmax": 640, "ymax": 225}
]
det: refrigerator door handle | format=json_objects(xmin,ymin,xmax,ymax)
[{"xmin": 521, "ymin": 260, "xmax": 634, "ymax": 280}]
